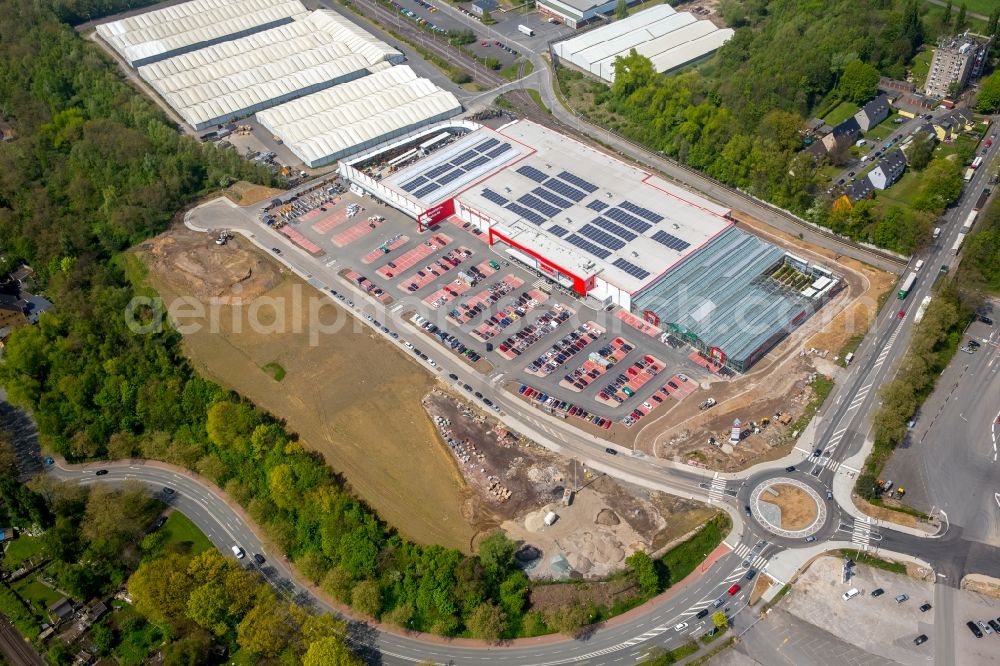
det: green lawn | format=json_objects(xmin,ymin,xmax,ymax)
[
  {"xmin": 660, "ymin": 515, "xmax": 730, "ymax": 586},
  {"xmin": 823, "ymin": 101, "xmax": 859, "ymax": 126},
  {"xmin": 161, "ymin": 512, "xmax": 212, "ymax": 556},
  {"xmin": 3, "ymin": 537, "xmax": 45, "ymax": 569},
  {"xmin": 909, "ymin": 49, "xmax": 933, "ymax": 91},
  {"xmin": 864, "ymin": 123, "xmax": 895, "ymax": 142},
  {"xmin": 13, "ymin": 578, "xmax": 64, "ymax": 610},
  {"xmin": 873, "ymin": 169, "xmax": 925, "ymax": 210}
]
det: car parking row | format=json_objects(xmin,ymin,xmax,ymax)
[
  {"xmin": 495, "ymin": 304, "xmax": 572, "ymax": 360},
  {"xmin": 262, "ymin": 180, "xmax": 343, "ymax": 226},
  {"xmin": 376, "ymin": 233, "xmax": 451, "ymax": 279},
  {"xmin": 424, "ymin": 260, "xmax": 500, "ymax": 309},
  {"xmin": 598, "ymin": 354, "xmax": 664, "ymax": 406},
  {"xmin": 400, "ymin": 247, "xmax": 474, "ymax": 292},
  {"xmin": 362, "ymin": 233, "xmax": 409, "ymax": 264},
  {"xmin": 560, "ymin": 337, "xmax": 633, "ymax": 392},
  {"xmin": 343, "ymin": 270, "xmax": 391, "ymax": 303},
  {"xmin": 472, "ymin": 290, "xmax": 549, "ymax": 340},
  {"xmin": 412, "ymin": 314, "xmax": 484, "ymax": 366},
  {"xmin": 448, "ymin": 276, "xmax": 523, "ymax": 324},
  {"xmin": 526, "ymin": 322, "xmax": 603, "ymax": 378},
  {"xmin": 518, "ymin": 385, "xmax": 614, "ymax": 430}
]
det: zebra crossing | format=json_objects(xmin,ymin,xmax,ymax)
[
  {"xmin": 871, "ymin": 325, "xmax": 902, "ymax": 371},
  {"xmin": 852, "ymin": 516, "xmax": 875, "ymax": 549},
  {"xmin": 731, "ymin": 543, "xmax": 770, "ymax": 571},
  {"xmin": 707, "ymin": 475, "xmax": 727, "ymax": 502}
]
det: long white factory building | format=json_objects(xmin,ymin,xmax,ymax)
[
  {"xmin": 96, "ymin": 0, "xmax": 308, "ymax": 67},
  {"xmin": 553, "ymin": 5, "xmax": 734, "ymax": 83},
  {"xmin": 257, "ymin": 66, "xmax": 461, "ymax": 168},
  {"xmin": 137, "ymin": 10, "xmax": 403, "ymax": 131}
]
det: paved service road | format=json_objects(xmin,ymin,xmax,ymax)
[{"xmin": 50, "ymin": 459, "xmax": 760, "ymax": 665}]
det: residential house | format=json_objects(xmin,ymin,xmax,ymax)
[
  {"xmin": 47, "ymin": 597, "xmax": 74, "ymax": 625},
  {"xmin": 470, "ymin": 0, "xmax": 497, "ymax": 17},
  {"xmin": 0, "ymin": 527, "xmax": 14, "ymax": 543},
  {"xmin": 867, "ymin": 149, "xmax": 906, "ymax": 190},
  {"xmin": 845, "ymin": 177, "xmax": 874, "ymax": 202},
  {"xmin": 0, "ymin": 293, "xmax": 28, "ymax": 344},
  {"xmin": 821, "ymin": 117, "xmax": 861, "ymax": 153},
  {"xmin": 932, "ymin": 108, "xmax": 976, "ymax": 141},
  {"xmin": 854, "ymin": 94, "xmax": 890, "ymax": 132}
]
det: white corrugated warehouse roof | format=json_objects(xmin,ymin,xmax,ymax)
[
  {"xmin": 553, "ymin": 5, "xmax": 733, "ymax": 83},
  {"xmin": 138, "ymin": 10, "xmax": 403, "ymax": 130},
  {"xmin": 552, "ymin": 4, "xmax": 675, "ymax": 58},
  {"xmin": 96, "ymin": 0, "xmax": 308, "ymax": 67},
  {"xmin": 258, "ymin": 66, "xmax": 462, "ymax": 167}
]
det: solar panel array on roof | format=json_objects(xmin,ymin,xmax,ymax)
[
  {"xmin": 518, "ymin": 193, "xmax": 561, "ymax": 219},
  {"xmin": 481, "ymin": 188, "xmax": 508, "ymax": 206},
  {"xmin": 651, "ymin": 229, "xmax": 691, "ymax": 251},
  {"xmin": 613, "ymin": 258, "xmax": 651, "ymax": 280},
  {"xmin": 516, "ymin": 165, "xmax": 548, "ymax": 183},
  {"xmin": 532, "ymin": 187, "xmax": 572, "ymax": 209},
  {"xmin": 401, "ymin": 176, "xmax": 428, "ymax": 192},
  {"xmin": 505, "ymin": 203, "xmax": 546, "ymax": 225},
  {"xmin": 486, "ymin": 143, "xmax": 512, "ymax": 158},
  {"xmin": 548, "ymin": 224, "xmax": 569, "ymax": 238},
  {"xmin": 620, "ymin": 200, "xmax": 664, "ymax": 223},
  {"xmin": 605, "ymin": 207, "xmax": 651, "ymax": 233},
  {"xmin": 578, "ymin": 223, "xmax": 626, "ymax": 251},
  {"xmin": 590, "ymin": 216, "xmax": 636, "ymax": 241},
  {"xmin": 401, "ymin": 135, "xmax": 516, "ymax": 201},
  {"xmin": 586, "ymin": 200, "xmax": 609, "ymax": 212},
  {"xmin": 558, "ymin": 171, "xmax": 598, "ymax": 193},
  {"xmin": 544, "ymin": 178, "xmax": 586, "ymax": 202},
  {"xmin": 473, "ymin": 137, "xmax": 500, "ymax": 152},
  {"xmin": 564, "ymin": 234, "xmax": 611, "ymax": 260}
]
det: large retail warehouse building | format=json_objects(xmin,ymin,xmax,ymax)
[{"xmin": 342, "ymin": 120, "xmax": 839, "ymax": 371}]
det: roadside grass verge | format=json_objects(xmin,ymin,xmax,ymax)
[
  {"xmin": 661, "ymin": 514, "xmax": 730, "ymax": 585},
  {"xmin": 788, "ymin": 375, "xmax": 834, "ymax": 439},
  {"xmin": 840, "ymin": 549, "xmax": 907, "ymax": 574}
]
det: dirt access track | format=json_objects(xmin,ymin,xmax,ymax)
[{"xmin": 631, "ymin": 209, "xmax": 897, "ymax": 472}]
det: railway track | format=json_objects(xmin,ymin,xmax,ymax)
[{"xmin": 0, "ymin": 614, "xmax": 44, "ymax": 666}]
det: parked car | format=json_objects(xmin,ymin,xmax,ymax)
[
  {"xmin": 871, "ymin": 588, "xmax": 884, "ymax": 597},
  {"xmin": 913, "ymin": 634, "xmax": 928, "ymax": 646},
  {"xmin": 895, "ymin": 594, "xmax": 909, "ymax": 604},
  {"xmin": 967, "ymin": 620, "xmax": 984, "ymax": 638},
  {"xmin": 919, "ymin": 602, "xmax": 932, "ymax": 612}
]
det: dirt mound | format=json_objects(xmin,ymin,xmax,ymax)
[
  {"xmin": 595, "ymin": 508, "xmax": 621, "ymax": 526},
  {"xmin": 758, "ymin": 483, "xmax": 817, "ymax": 530},
  {"xmin": 143, "ymin": 228, "xmax": 281, "ymax": 302}
]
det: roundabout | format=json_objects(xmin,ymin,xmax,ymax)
[{"xmin": 750, "ymin": 477, "xmax": 827, "ymax": 539}]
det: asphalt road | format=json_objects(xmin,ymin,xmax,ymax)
[
  {"xmin": 882, "ymin": 313, "xmax": 1000, "ymax": 546},
  {"xmin": 48, "ymin": 459, "xmax": 759, "ymax": 666}
]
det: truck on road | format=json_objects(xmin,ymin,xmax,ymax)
[{"xmin": 897, "ymin": 271, "xmax": 917, "ymax": 300}]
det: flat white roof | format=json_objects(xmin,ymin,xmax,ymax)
[
  {"xmin": 553, "ymin": 5, "xmax": 733, "ymax": 83},
  {"xmin": 439, "ymin": 121, "xmax": 731, "ymax": 294},
  {"xmin": 96, "ymin": 0, "xmax": 308, "ymax": 67},
  {"xmin": 137, "ymin": 10, "xmax": 402, "ymax": 130},
  {"xmin": 552, "ymin": 4, "xmax": 675, "ymax": 57},
  {"xmin": 256, "ymin": 66, "xmax": 462, "ymax": 167}
]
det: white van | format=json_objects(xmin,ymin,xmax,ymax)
[
  {"xmin": 842, "ymin": 587, "xmax": 860, "ymax": 601},
  {"xmin": 844, "ymin": 352, "xmax": 854, "ymax": 365},
  {"xmin": 231, "ymin": 545, "xmax": 245, "ymax": 559},
  {"xmin": 915, "ymin": 259, "xmax": 924, "ymax": 271},
  {"xmin": 932, "ymin": 227, "xmax": 941, "ymax": 239}
]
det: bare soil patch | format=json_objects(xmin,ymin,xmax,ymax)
[
  {"xmin": 962, "ymin": 574, "xmax": 1000, "ymax": 599},
  {"xmin": 758, "ymin": 484, "xmax": 817, "ymax": 530},
  {"xmin": 139, "ymin": 225, "xmax": 479, "ymax": 551},
  {"xmin": 750, "ymin": 573, "xmax": 773, "ymax": 606},
  {"xmin": 140, "ymin": 231, "xmax": 282, "ymax": 302},
  {"xmin": 221, "ymin": 180, "xmax": 285, "ymax": 206}
]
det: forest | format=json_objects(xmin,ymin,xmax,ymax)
[
  {"xmin": 564, "ymin": 0, "xmax": 990, "ymax": 254},
  {"xmin": 0, "ymin": 0, "xmax": 727, "ymax": 653}
]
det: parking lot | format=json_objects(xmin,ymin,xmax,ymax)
[{"xmin": 261, "ymin": 184, "xmax": 716, "ymax": 431}]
